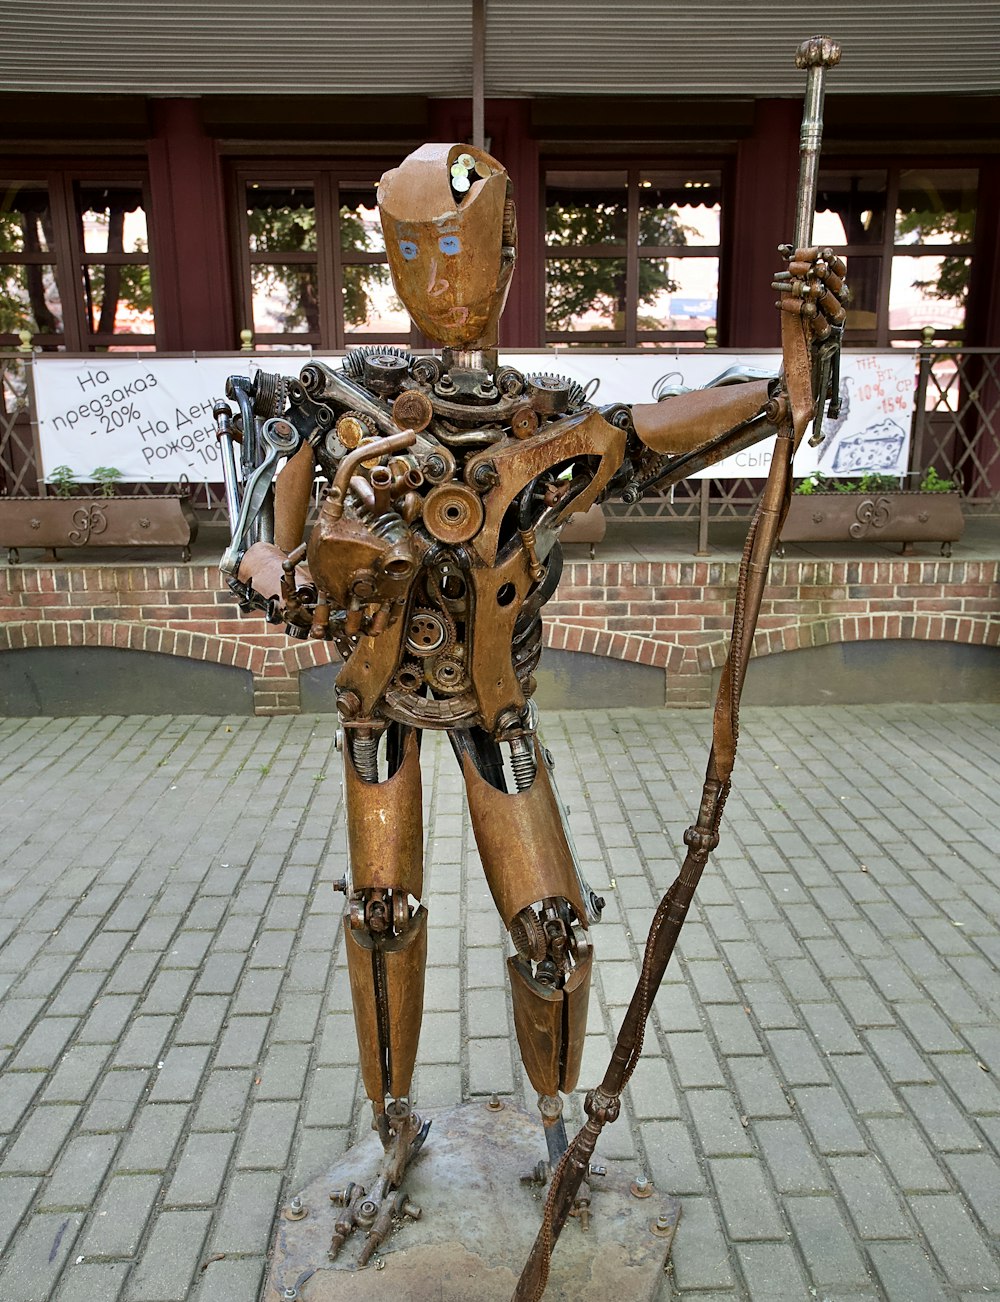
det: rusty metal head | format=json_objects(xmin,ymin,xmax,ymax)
[{"xmin": 377, "ymin": 144, "xmax": 515, "ymax": 351}]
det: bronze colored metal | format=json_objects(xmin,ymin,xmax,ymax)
[
  {"xmin": 508, "ymin": 956, "xmax": 563, "ymax": 1096},
  {"xmin": 560, "ymin": 942, "xmax": 593, "ymax": 1093},
  {"xmin": 377, "ymin": 143, "xmax": 513, "ymax": 351},
  {"xmin": 343, "ymin": 729, "xmax": 424, "ymax": 898},
  {"xmin": 422, "ymin": 483, "xmax": 485, "ymax": 544},
  {"xmin": 631, "ymin": 380, "xmax": 770, "ymax": 455},
  {"xmin": 392, "ymin": 389, "xmax": 434, "ymax": 434},
  {"xmin": 464, "ymin": 741, "xmax": 588, "ymax": 928},
  {"xmin": 218, "ymin": 69, "xmax": 849, "ymax": 1288}
]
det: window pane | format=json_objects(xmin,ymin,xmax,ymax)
[
  {"xmin": 247, "ymin": 186, "xmax": 317, "ymax": 253},
  {"xmin": 545, "ymin": 172, "xmax": 628, "ymax": 247},
  {"xmin": 840, "ymin": 255, "xmax": 881, "ymax": 332},
  {"xmin": 1, "ymin": 264, "xmax": 63, "ymax": 334},
  {"xmin": 0, "ymin": 183, "xmax": 54, "ymax": 253},
  {"xmin": 340, "ymin": 188, "xmax": 385, "ymax": 255},
  {"xmin": 342, "ymin": 264, "xmax": 406, "ymax": 334},
  {"xmin": 895, "ymin": 168, "xmax": 976, "ymax": 246},
  {"xmin": 637, "ymin": 257, "xmax": 718, "ymax": 331},
  {"xmin": 816, "ymin": 171, "xmax": 886, "ymax": 245},
  {"xmin": 83, "ymin": 264, "xmax": 154, "ymax": 334},
  {"xmin": 251, "ymin": 263, "xmax": 319, "ymax": 334},
  {"xmin": 545, "ymin": 256, "xmax": 626, "ymax": 332},
  {"xmin": 77, "ymin": 185, "xmax": 149, "ymax": 255},
  {"xmin": 638, "ymin": 171, "xmax": 721, "ymax": 247},
  {"xmin": 890, "ymin": 255, "xmax": 969, "ymax": 332}
]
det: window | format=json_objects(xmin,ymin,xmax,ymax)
[
  {"xmin": 235, "ymin": 169, "xmax": 410, "ymax": 350},
  {"xmin": 815, "ymin": 166, "xmax": 976, "ymax": 346},
  {"xmin": 544, "ymin": 167, "xmax": 722, "ymax": 347},
  {"xmin": 0, "ymin": 172, "xmax": 156, "ymax": 351}
]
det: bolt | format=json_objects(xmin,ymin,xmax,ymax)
[
  {"xmin": 282, "ymin": 1289, "xmax": 298, "ymax": 1301},
  {"xmin": 285, "ymin": 1195, "xmax": 307, "ymax": 1220},
  {"xmin": 487, "ymin": 1093, "xmax": 504, "ymax": 1111},
  {"xmin": 630, "ymin": 1174, "xmax": 653, "ymax": 1199}
]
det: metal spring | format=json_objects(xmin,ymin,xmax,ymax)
[
  {"xmin": 352, "ymin": 731, "xmax": 379, "ymax": 783},
  {"xmin": 509, "ymin": 736, "xmax": 536, "ymax": 792}
]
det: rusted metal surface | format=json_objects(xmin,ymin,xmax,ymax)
[
  {"xmin": 216, "ymin": 75, "xmax": 848, "ymax": 1294},
  {"xmin": 0, "ymin": 494, "xmax": 197, "ymax": 563},
  {"xmin": 780, "ymin": 490, "xmax": 965, "ymax": 552},
  {"xmin": 267, "ymin": 1101, "xmax": 675, "ymax": 1302}
]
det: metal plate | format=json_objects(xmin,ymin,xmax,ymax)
[{"xmin": 267, "ymin": 1100, "xmax": 679, "ymax": 1302}]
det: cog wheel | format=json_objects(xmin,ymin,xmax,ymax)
[
  {"xmin": 426, "ymin": 652, "xmax": 469, "ymax": 696},
  {"xmin": 251, "ymin": 371, "xmax": 287, "ymax": 418},
  {"xmin": 525, "ymin": 372, "xmax": 588, "ymax": 414},
  {"xmin": 335, "ymin": 410, "xmax": 378, "ymax": 450},
  {"xmin": 392, "ymin": 660, "xmax": 425, "ymax": 694},
  {"xmin": 405, "ymin": 607, "xmax": 456, "ymax": 658},
  {"xmin": 510, "ymin": 906, "xmax": 547, "ymax": 963}
]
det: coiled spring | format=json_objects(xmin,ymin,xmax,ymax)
[{"xmin": 509, "ymin": 736, "xmax": 536, "ymax": 792}]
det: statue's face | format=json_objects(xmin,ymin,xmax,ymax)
[{"xmin": 377, "ymin": 144, "xmax": 515, "ymax": 350}]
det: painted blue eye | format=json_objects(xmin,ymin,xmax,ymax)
[
  {"xmin": 399, "ymin": 240, "xmax": 418, "ymax": 261},
  {"xmin": 438, "ymin": 236, "xmax": 461, "ymax": 255}
]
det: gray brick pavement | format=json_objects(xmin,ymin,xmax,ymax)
[{"xmin": 0, "ymin": 703, "xmax": 997, "ymax": 1300}]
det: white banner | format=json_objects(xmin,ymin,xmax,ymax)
[{"xmin": 33, "ymin": 350, "xmax": 914, "ymax": 485}]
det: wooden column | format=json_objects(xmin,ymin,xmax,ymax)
[
  {"xmin": 147, "ymin": 99, "xmax": 233, "ymax": 352},
  {"xmin": 722, "ymin": 98, "xmax": 799, "ymax": 348}
]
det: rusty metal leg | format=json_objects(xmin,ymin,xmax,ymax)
[
  {"xmin": 456, "ymin": 717, "xmax": 601, "ymax": 1222},
  {"xmin": 333, "ymin": 721, "xmax": 430, "ymax": 1263}
]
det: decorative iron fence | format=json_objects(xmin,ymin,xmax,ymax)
[{"xmin": 3, "ymin": 348, "xmax": 998, "ymax": 536}]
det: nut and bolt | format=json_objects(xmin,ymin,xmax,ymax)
[
  {"xmin": 281, "ymin": 1289, "xmax": 298, "ymax": 1301},
  {"xmin": 630, "ymin": 1174, "xmax": 653, "ymax": 1199},
  {"xmin": 651, "ymin": 1211, "xmax": 676, "ymax": 1237},
  {"xmin": 285, "ymin": 1195, "xmax": 307, "ymax": 1220},
  {"xmin": 487, "ymin": 1093, "xmax": 504, "ymax": 1111}
]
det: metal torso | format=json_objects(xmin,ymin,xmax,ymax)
[{"xmin": 285, "ymin": 349, "xmax": 627, "ymax": 736}]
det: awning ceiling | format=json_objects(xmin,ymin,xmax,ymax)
[{"xmin": 3, "ymin": 1, "xmax": 999, "ymax": 98}]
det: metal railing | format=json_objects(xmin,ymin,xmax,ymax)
[{"xmin": 3, "ymin": 347, "xmax": 999, "ymax": 534}]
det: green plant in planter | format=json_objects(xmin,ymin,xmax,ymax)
[
  {"xmin": 91, "ymin": 466, "xmax": 124, "ymax": 498},
  {"xmin": 918, "ymin": 467, "xmax": 956, "ymax": 492},
  {"xmin": 47, "ymin": 465, "xmax": 77, "ymax": 498}
]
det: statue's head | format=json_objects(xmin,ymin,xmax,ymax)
[{"xmin": 377, "ymin": 143, "xmax": 516, "ymax": 351}]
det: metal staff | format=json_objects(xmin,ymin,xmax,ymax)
[{"xmin": 512, "ymin": 38, "xmax": 843, "ymax": 1302}]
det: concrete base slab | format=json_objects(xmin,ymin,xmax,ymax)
[{"xmin": 268, "ymin": 1100, "xmax": 677, "ymax": 1302}]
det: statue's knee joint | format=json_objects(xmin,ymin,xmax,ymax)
[{"xmin": 348, "ymin": 885, "xmax": 421, "ymax": 938}]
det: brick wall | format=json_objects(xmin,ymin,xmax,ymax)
[{"xmin": 1, "ymin": 555, "xmax": 997, "ymax": 714}]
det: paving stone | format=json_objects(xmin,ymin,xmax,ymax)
[
  {"xmin": 901, "ymin": 1083, "xmax": 985, "ymax": 1152},
  {"xmin": 165, "ymin": 1131, "xmax": 236, "ymax": 1206},
  {"xmin": 640, "ymin": 1119, "xmax": 706, "ymax": 1195},
  {"xmin": 53, "ymin": 1260, "xmax": 130, "ymax": 1301},
  {"xmin": 81, "ymin": 1070, "xmax": 149, "ymax": 1131},
  {"xmin": 2, "ymin": 1104, "xmax": 80, "ymax": 1174},
  {"xmin": 735, "ymin": 1241, "xmax": 810, "ymax": 1300},
  {"xmin": 236, "ymin": 1100, "xmax": 298, "ymax": 1170},
  {"xmin": 192, "ymin": 1255, "xmax": 265, "ymax": 1302},
  {"xmin": 669, "ymin": 1195, "xmax": 735, "ymax": 1291},
  {"xmin": 710, "ymin": 1157, "xmax": 785, "ymax": 1240},
  {"xmin": 753, "ymin": 1120, "xmax": 828, "ymax": 1194},
  {"xmin": 113, "ymin": 1015, "xmax": 173, "ymax": 1069},
  {"xmin": 117, "ymin": 1105, "xmax": 188, "ymax": 1173},
  {"xmin": 687, "ymin": 1089, "xmax": 754, "ymax": 1157},
  {"xmin": 0, "ymin": 1211, "xmax": 84, "ymax": 1302},
  {"xmin": 866, "ymin": 1116, "xmax": 951, "ymax": 1192},
  {"xmin": 785, "ymin": 1194, "xmax": 871, "ymax": 1288},
  {"xmin": 867, "ymin": 1241, "xmax": 950, "ymax": 1300},
  {"xmin": 149, "ymin": 1046, "xmax": 211, "ymax": 1103},
  {"xmin": 122, "ymin": 1209, "xmax": 212, "ymax": 1301},
  {"xmin": 192, "ymin": 1070, "xmax": 255, "ymax": 1130},
  {"xmin": 794, "ymin": 1086, "xmax": 867, "ymax": 1155},
  {"xmin": 829, "ymin": 1155, "xmax": 911, "ymax": 1238},
  {"xmin": 0, "ymin": 1174, "xmax": 40, "ymax": 1255},
  {"xmin": 209, "ymin": 1171, "xmax": 283, "ymax": 1253},
  {"xmin": 910, "ymin": 1193, "xmax": 1000, "ymax": 1290},
  {"xmin": 37, "ymin": 1133, "xmax": 119, "ymax": 1210}
]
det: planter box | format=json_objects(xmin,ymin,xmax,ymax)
[
  {"xmin": 0, "ymin": 495, "xmax": 198, "ymax": 563},
  {"xmin": 780, "ymin": 492, "xmax": 964, "ymax": 556}
]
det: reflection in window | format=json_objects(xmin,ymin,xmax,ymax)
[
  {"xmin": 637, "ymin": 258, "xmax": 718, "ymax": 332},
  {"xmin": 546, "ymin": 172, "xmax": 628, "ymax": 246},
  {"xmin": 889, "ymin": 255, "xmax": 970, "ymax": 333},
  {"xmin": 544, "ymin": 168, "xmax": 721, "ymax": 345},
  {"xmin": 840, "ymin": 256, "xmax": 881, "ymax": 335},
  {"xmin": 816, "ymin": 171, "xmax": 886, "ymax": 246},
  {"xmin": 342, "ymin": 264, "xmax": 406, "ymax": 335},
  {"xmin": 340, "ymin": 191, "xmax": 386, "ymax": 254},
  {"xmin": 895, "ymin": 169, "xmax": 977, "ymax": 245},
  {"xmin": 1, "ymin": 184, "xmax": 54, "ymax": 253},
  {"xmin": 247, "ymin": 187, "xmax": 317, "ymax": 253},
  {"xmin": 638, "ymin": 172, "xmax": 721, "ymax": 247},
  {"xmin": 76, "ymin": 184, "xmax": 154, "ymax": 341},
  {"xmin": 251, "ymin": 264, "xmax": 320, "ymax": 335},
  {"xmin": 546, "ymin": 257, "xmax": 627, "ymax": 334},
  {"xmin": 1, "ymin": 265, "xmax": 63, "ymax": 335}
]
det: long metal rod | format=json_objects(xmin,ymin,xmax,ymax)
[
  {"xmin": 792, "ymin": 36, "xmax": 842, "ymax": 250},
  {"xmin": 472, "ymin": 0, "xmax": 486, "ymax": 149}
]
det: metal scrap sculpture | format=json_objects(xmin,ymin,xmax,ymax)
[{"xmin": 214, "ymin": 37, "xmax": 845, "ymax": 1299}]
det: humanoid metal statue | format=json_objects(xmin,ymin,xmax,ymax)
[{"xmin": 214, "ymin": 39, "xmax": 846, "ymax": 1283}]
